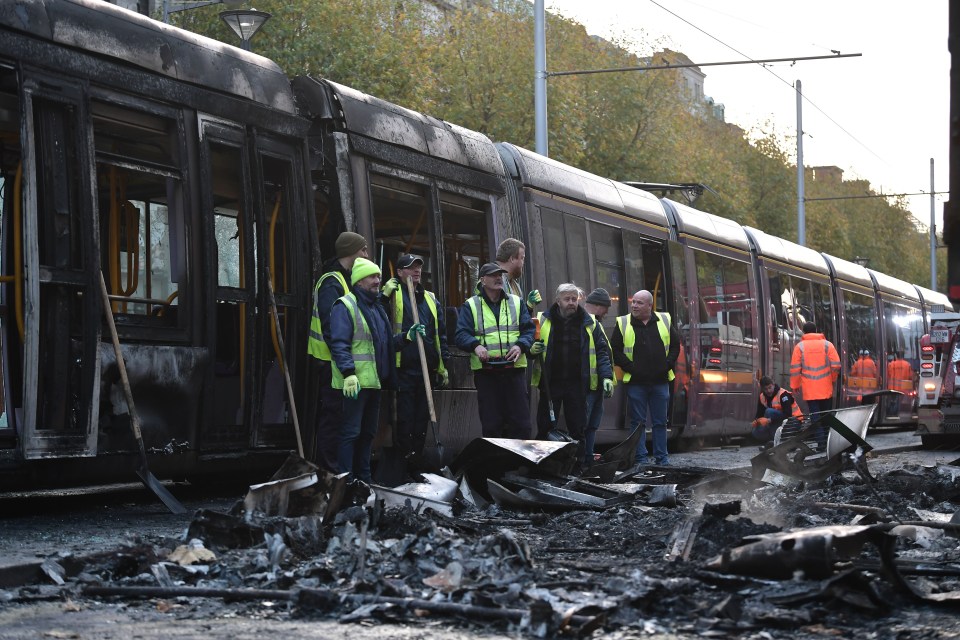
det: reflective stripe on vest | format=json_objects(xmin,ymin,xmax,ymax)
[
  {"xmin": 307, "ymin": 270, "xmax": 349, "ymax": 361},
  {"xmin": 759, "ymin": 389, "xmax": 803, "ymax": 418},
  {"xmin": 531, "ymin": 311, "xmax": 598, "ymax": 389},
  {"xmin": 390, "ymin": 287, "xmax": 446, "ymax": 375},
  {"xmin": 330, "ymin": 293, "xmax": 380, "ymax": 390},
  {"xmin": 467, "ymin": 294, "xmax": 527, "ymax": 370},
  {"xmin": 617, "ymin": 311, "xmax": 674, "ymax": 382}
]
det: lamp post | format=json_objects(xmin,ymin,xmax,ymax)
[
  {"xmin": 219, "ymin": 9, "xmax": 271, "ymax": 51},
  {"xmin": 162, "ymin": 0, "xmax": 245, "ymax": 24},
  {"xmin": 853, "ymin": 256, "xmax": 870, "ymax": 268}
]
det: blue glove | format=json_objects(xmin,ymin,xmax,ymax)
[
  {"xmin": 530, "ymin": 340, "xmax": 545, "ymax": 356},
  {"xmin": 526, "ymin": 290, "xmax": 542, "ymax": 307},
  {"xmin": 343, "ymin": 374, "xmax": 360, "ymax": 399},
  {"xmin": 603, "ymin": 379, "xmax": 614, "ymax": 398},
  {"xmin": 382, "ymin": 277, "xmax": 400, "ymax": 297},
  {"xmin": 406, "ymin": 323, "xmax": 426, "ymax": 342}
]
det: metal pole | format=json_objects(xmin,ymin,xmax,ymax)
[
  {"xmin": 796, "ymin": 80, "xmax": 805, "ymax": 246},
  {"xmin": 163, "ymin": 0, "xmax": 170, "ymax": 23},
  {"xmin": 932, "ymin": 157, "xmax": 937, "ymax": 289},
  {"xmin": 534, "ymin": 0, "xmax": 548, "ymax": 157}
]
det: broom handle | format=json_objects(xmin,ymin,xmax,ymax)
[{"xmin": 406, "ymin": 277, "xmax": 437, "ymax": 423}]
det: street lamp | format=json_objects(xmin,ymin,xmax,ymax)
[
  {"xmin": 219, "ymin": 9, "xmax": 271, "ymax": 51},
  {"xmin": 162, "ymin": 0, "xmax": 245, "ymax": 24},
  {"xmin": 853, "ymin": 256, "xmax": 870, "ymax": 268}
]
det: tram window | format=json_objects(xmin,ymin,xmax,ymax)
[
  {"xmin": 693, "ymin": 249, "xmax": 754, "ymax": 373},
  {"xmin": 440, "ymin": 190, "xmax": 489, "ymax": 308},
  {"xmin": 541, "ymin": 208, "xmax": 566, "ymax": 298},
  {"xmin": 210, "ymin": 143, "xmax": 245, "ymax": 289},
  {"xmin": 844, "ymin": 290, "xmax": 877, "ymax": 364},
  {"xmin": 566, "ymin": 216, "xmax": 589, "ymax": 292},
  {"xmin": 370, "ymin": 174, "xmax": 431, "ymax": 286},
  {"xmin": 93, "ymin": 102, "xmax": 183, "ymax": 323},
  {"xmin": 884, "ymin": 302, "xmax": 923, "ymax": 365},
  {"xmin": 589, "ymin": 222, "xmax": 624, "ymax": 315},
  {"xmin": 261, "ymin": 155, "xmax": 293, "ymax": 295},
  {"xmin": 812, "ymin": 282, "xmax": 835, "ymax": 344}
]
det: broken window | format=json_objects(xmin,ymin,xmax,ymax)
[{"xmin": 93, "ymin": 101, "xmax": 185, "ymax": 328}]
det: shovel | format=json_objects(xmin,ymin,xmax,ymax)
[
  {"xmin": 99, "ymin": 272, "xmax": 187, "ymax": 515},
  {"xmin": 405, "ymin": 277, "xmax": 445, "ymax": 463},
  {"xmin": 265, "ymin": 268, "xmax": 305, "ymax": 458}
]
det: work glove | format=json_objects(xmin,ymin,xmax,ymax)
[
  {"xmin": 530, "ymin": 340, "xmax": 545, "ymax": 356},
  {"xmin": 526, "ymin": 290, "xmax": 542, "ymax": 308},
  {"xmin": 382, "ymin": 277, "xmax": 400, "ymax": 297},
  {"xmin": 602, "ymin": 379, "xmax": 614, "ymax": 398},
  {"xmin": 405, "ymin": 323, "xmax": 426, "ymax": 342},
  {"xmin": 751, "ymin": 417, "xmax": 770, "ymax": 428},
  {"xmin": 438, "ymin": 368, "xmax": 450, "ymax": 389},
  {"xmin": 343, "ymin": 374, "xmax": 360, "ymax": 399}
]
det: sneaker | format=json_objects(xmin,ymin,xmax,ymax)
[{"xmin": 758, "ymin": 443, "xmax": 771, "ymax": 452}]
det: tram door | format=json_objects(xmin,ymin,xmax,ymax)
[
  {"xmin": 202, "ymin": 122, "xmax": 304, "ymax": 451},
  {"xmin": 15, "ymin": 76, "xmax": 99, "ymax": 459}
]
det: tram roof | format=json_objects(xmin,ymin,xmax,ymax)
[
  {"xmin": 294, "ymin": 78, "xmax": 505, "ymax": 177},
  {"xmin": 869, "ymin": 269, "xmax": 922, "ymax": 304},
  {"xmin": 496, "ymin": 144, "xmax": 668, "ymax": 228},
  {"xmin": 664, "ymin": 200, "xmax": 750, "ymax": 252},
  {"xmin": 0, "ymin": 0, "xmax": 296, "ymax": 114},
  {"xmin": 741, "ymin": 226, "xmax": 828, "ymax": 274},
  {"xmin": 820, "ymin": 253, "xmax": 874, "ymax": 290},
  {"xmin": 914, "ymin": 284, "xmax": 953, "ymax": 311}
]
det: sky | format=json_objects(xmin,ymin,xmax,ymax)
[{"xmin": 541, "ymin": 0, "xmax": 949, "ymax": 231}]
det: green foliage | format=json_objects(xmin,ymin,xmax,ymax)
[{"xmin": 168, "ymin": 0, "xmax": 938, "ymax": 290}]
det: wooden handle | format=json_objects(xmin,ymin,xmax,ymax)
[
  {"xmin": 405, "ymin": 277, "xmax": 437, "ymax": 423},
  {"xmin": 99, "ymin": 271, "xmax": 145, "ymax": 450},
  {"xmin": 265, "ymin": 270, "xmax": 304, "ymax": 458}
]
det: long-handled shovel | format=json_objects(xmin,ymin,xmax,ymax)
[
  {"xmin": 405, "ymin": 277, "xmax": 445, "ymax": 462},
  {"xmin": 99, "ymin": 272, "xmax": 186, "ymax": 514},
  {"xmin": 265, "ymin": 269, "xmax": 305, "ymax": 458}
]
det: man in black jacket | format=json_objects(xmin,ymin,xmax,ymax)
[
  {"xmin": 610, "ymin": 290, "xmax": 680, "ymax": 465},
  {"xmin": 380, "ymin": 254, "xmax": 450, "ymax": 469}
]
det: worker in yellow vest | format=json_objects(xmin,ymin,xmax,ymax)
[
  {"xmin": 328, "ymin": 258, "xmax": 424, "ymax": 482},
  {"xmin": 610, "ymin": 290, "xmax": 680, "ymax": 466},
  {"xmin": 531, "ymin": 283, "xmax": 613, "ymax": 469},
  {"xmin": 583, "ymin": 287, "xmax": 614, "ymax": 467},
  {"xmin": 455, "ymin": 262, "xmax": 535, "ymax": 438},
  {"xmin": 306, "ymin": 231, "xmax": 368, "ymax": 471},
  {"xmin": 380, "ymin": 254, "xmax": 450, "ymax": 470}
]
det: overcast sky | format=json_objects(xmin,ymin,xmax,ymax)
[{"xmin": 541, "ymin": 0, "xmax": 948, "ymax": 231}]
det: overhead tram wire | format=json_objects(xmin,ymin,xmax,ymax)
[
  {"xmin": 647, "ymin": 0, "xmax": 887, "ymax": 165},
  {"xmin": 805, "ymin": 191, "xmax": 948, "ymax": 202}
]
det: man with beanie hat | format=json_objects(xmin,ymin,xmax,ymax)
[
  {"xmin": 380, "ymin": 254, "xmax": 450, "ymax": 472},
  {"xmin": 328, "ymin": 257, "xmax": 425, "ymax": 482},
  {"xmin": 582, "ymin": 288, "xmax": 614, "ymax": 467},
  {"xmin": 307, "ymin": 231, "xmax": 368, "ymax": 471},
  {"xmin": 531, "ymin": 283, "xmax": 613, "ymax": 470},
  {"xmin": 752, "ymin": 375, "xmax": 802, "ymax": 449}
]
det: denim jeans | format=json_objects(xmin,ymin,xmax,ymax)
[
  {"xmin": 752, "ymin": 408, "xmax": 786, "ymax": 443},
  {"xmin": 805, "ymin": 398, "xmax": 832, "ymax": 448},
  {"xmin": 584, "ymin": 390, "xmax": 604, "ymax": 465},
  {"xmin": 338, "ymin": 388, "xmax": 381, "ymax": 482},
  {"xmin": 626, "ymin": 383, "xmax": 670, "ymax": 464}
]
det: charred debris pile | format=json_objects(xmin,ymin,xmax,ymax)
[{"xmin": 11, "ymin": 437, "xmax": 960, "ymax": 637}]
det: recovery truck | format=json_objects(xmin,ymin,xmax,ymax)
[{"xmin": 916, "ymin": 305, "xmax": 960, "ymax": 447}]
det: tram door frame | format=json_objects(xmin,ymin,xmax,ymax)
[{"xmin": 17, "ymin": 71, "xmax": 100, "ymax": 459}]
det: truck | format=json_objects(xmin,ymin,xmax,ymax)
[{"xmin": 915, "ymin": 305, "xmax": 960, "ymax": 447}]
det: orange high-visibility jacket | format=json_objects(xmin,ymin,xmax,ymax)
[
  {"xmin": 887, "ymin": 358, "xmax": 914, "ymax": 392},
  {"xmin": 850, "ymin": 356, "xmax": 879, "ymax": 390},
  {"xmin": 790, "ymin": 333, "xmax": 841, "ymax": 401}
]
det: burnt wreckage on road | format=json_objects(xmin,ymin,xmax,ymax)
[{"xmin": 5, "ymin": 440, "xmax": 960, "ymax": 637}]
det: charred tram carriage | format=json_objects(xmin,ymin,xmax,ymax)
[{"xmin": 0, "ymin": 0, "xmax": 953, "ymax": 488}]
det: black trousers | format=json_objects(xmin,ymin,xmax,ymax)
[
  {"xmin": 313, "ymin": 360, "xmax": 342, "ymax": 473},
  {"xmin": 474, "ymin": 368, "xmax": 531, "ymax": 439},
  {"xmin": 396, "ymin": 369, "xmax": 430, "ymax": 457},
  {"xmin": 535, "ymin": 377, "xmax": 587, "ymax": 442}
]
